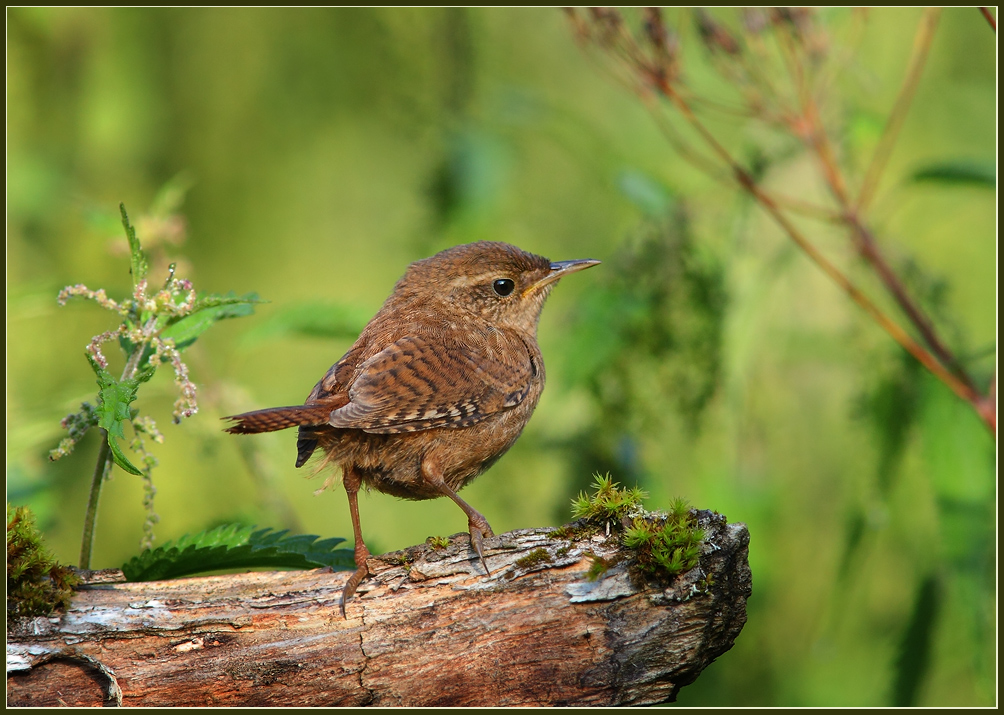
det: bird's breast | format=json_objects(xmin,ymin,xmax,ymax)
[{"xmin": 319, "ymin": 379, "xmax": 544, "ymax": 500}]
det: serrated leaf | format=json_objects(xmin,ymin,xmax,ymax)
[
  {"xmin": 911, "ymin": 159, "xmax": 995, "ymax": 188},
  {"xmin": 87, "ymin": 354, "xmax": 156, "ymax": 476},
  {"xmin": 121, "ymin": 523, "xmax": 355, "ymax": 581},
  {"xmin": 106, "ymin": 437, "xmax": 143, "ymax": 476},
  {"xmin": 119, "ymin": 203, "xmax": 149, "ymax": 286},
  {"xmin": 161, "ymin": 297, "xmax": 260, "ymax": 351}
]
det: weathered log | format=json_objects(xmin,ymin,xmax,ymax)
[{"xmin": 7, "ymin": 510, "xmax": 751, "ymax": 707}]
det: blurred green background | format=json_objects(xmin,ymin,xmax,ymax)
[{"xmin": 6, "ymin": 7, "xmax": 996, "ymax": 707}]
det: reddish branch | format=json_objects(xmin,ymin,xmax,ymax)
[
  {"xmin": 979, "ymin": 7, "xmax": 996, "ymax": 32},
  {"xmin": 566, "ymin": 7, "xmax": 995, "ymax": 435}
]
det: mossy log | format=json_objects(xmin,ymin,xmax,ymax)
[{"xmin": 7, "ymin": 510, "xmax": 751, "ymax": 707}]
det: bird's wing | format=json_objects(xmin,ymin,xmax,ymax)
[
  {"xmin": 327, "ymin": 334, "xmax": 535, "ymax": 434},
  {"xmin": 295, "ymin": 343, "xmax": 366, "ymax": 466}
]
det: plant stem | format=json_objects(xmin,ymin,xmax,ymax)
[
  {"xmin": 79, "ymin": 432, "xmax": 113, "ymax": 569},
  {"xmin": 654, "ymin": 79, "xmax": 990, "ymax": 431},
  {"xmin": 767, "ymin": 11, "xmax": 988, "ymax": 429},
  {"xmin": 846, "ymin": 218, "xmax": 977, "ymax": 391},
  {"xmin": 855, "ymin": 8, "xmax": 941, "ymax": 214},
  {"xmin": 789, "ymin": 13, "xmax": 978, "ymax": 394},
  {"xmin": 78, "ymin": 317, "xmax": 157, "ymax": 569},
  {"xmin": 570, "ymin": 8, "xmax": 996, "ymax": 436}
]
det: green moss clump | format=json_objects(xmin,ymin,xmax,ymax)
[
  {"xmin": 622, "ymin": 497, "xmax": 704, "ymax": 580},
  {"xmin": 571, "ymin": 473, "xmax": 648, "ymax": 522},
  {"xmin": 551, "ymin": 524, "xmax": 576, "ymax": 540},
  {"xmin": 567, "ymin": 476, "xmax": 704, "ymax": 583},
  {"xmin": 426, "ymin": 535, "xmax": 450, "ymax": 550},
  {"xmin": 585, "ymin": 553, "xmax": 614, "ymax": 582},
  {"xmin": 551, "ymin": 522, "xmax": 598, "ymax": 541},
  {"xmin": 515, "ymin": 547, "xmax": 553, "ymax": 569},
  {"xmin": 7, "ymin": 505, "xmax": 79, "ymax": 623}
]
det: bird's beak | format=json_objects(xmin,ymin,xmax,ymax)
[{"xmin": 524, "ymin": 258, "xmax": 601, "ymax": 296}]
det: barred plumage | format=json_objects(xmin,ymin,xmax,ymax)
[
  {"xmin": 224, "ymin": 401, "xmax": 346, "ymax": 434},
  {"xmin": 223, "ymin": 241, "xmax": 599, "ymax": 616}
]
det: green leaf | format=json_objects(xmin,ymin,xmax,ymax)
[
  {"xmin": 119, "ymin": 203, "xmax": 149, "ymax": 287},
  {"xmin": 891, "ymin": 575, "xmax": 941, "ymax": 706},
  {"xmin": 191, "ymin": 290, "xmax": 265, "ymax": 312},
  {"xmin": 105, "ymin": 437, "xmax": 142, "ymax": 477},
  {"xmin": 121, "ymin": 523, "xmax": 355, "ymax": 581},
  {"xmin": 911, "ymin": 159, "xmax": 996, "ymax": 188},
  {"xmin": 161, "ymin": 293, "xmax": 262, "ymax": 351},
  {"xmin": 87, "ymin": 354, "xmax": 155, "ymax": 476}
]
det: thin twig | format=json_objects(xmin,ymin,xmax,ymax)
[
  {"xmin": 735, "ymin": 16, "xmax": 791, "ymax": 109},
  {"xmin": 775, "ymin": 20, "xmax": 809, "ymax": 111},
  {"xmin": 683, "ymin": 90, "xmax": 757, "ymax": 119},
  {"xmin": 978, "ymin": 371, "xmax": 996, "ymax": 432},
  {"xmin": 856, "ymin": 8, "xmax": 941, "ymax": 214},
  {"xmin": 639, "ymin": 94, "xmax": 728, "ymax": 178},
  {"xmin": 675, "ymin": 21, "xmax": 973, "ymax": 390},
  {"xmin": 791, "ymin": 10, "xmax": 978, "ymax": 394},
  {"xmin": 769, "ymin": 194, "xmax": 844, "ymax": 223},
  {"xmin": 844, "ymin": 217, "xmax": 979, "ymax": 392},
  {"xmin": 642, "ymin": 93, "xmax": 842, "ymax": 224},
  {"xmin": 979, "ymin": 7, "xmax": 996, "ymax": 32},
  {"xmin": 570, "ymin": 9, "xmax": 994, "ymax": 434},
  {"xmin": 802, "ymin": 98, "xmax": 851, "ymax": 205},
  {"xmin": 775, "ymin": 22, "xmax": 851, "ymax": 205},
  {"xmin": 653, "ymin": 79, "xmax": 984, "ymax": 417},
  {"xmin": 812, "ymin": 8, "xmax": 870, "ymax": 109},
  {"xmin": 736, "ymin": 173, "xmax": 982, "ymax": 412}
]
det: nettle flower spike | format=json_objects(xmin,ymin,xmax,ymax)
[
  {"xmin": 153, "ymin": 339, "xmax": 199, "ymax": 423},
  {"xmin": 57, "ymin": 284, "xmax": 124, "ymax": 313},
  {"xmin": 54, "ymin": 201, "xmax": 261, "ymax": 565}
]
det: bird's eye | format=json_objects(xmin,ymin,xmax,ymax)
[{"xmin": 492, "ymin": 278, "xmax": 515, "ymax": 297}]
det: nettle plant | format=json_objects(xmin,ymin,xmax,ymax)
[
  {"xmin": 37, "ymin": 203, "xmax": 694, "ymax": 591},
  {"xmin": 41, "ymin": 203, "xmax": 356, "ymax": 583},
  {"xmin": 49, "ymin": 204, "xmax": 265, "ymax": 569}
]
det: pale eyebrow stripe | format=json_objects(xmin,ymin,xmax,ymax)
[{"xmin": 446, "ymin": 272, "xmax": 507, "ymax": 289}]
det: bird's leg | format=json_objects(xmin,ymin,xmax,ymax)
[
  {"xmin": 340, "ymin": 465, "xmax": 371, "ymax": 618},
  {"xmin": 421, "ymin": 457, "xmax": 494, "ymax": 575}
]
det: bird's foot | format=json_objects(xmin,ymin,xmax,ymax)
[
  {"xmin": 339, "ymin": 543, "xmax": 372, "ymax": 618},
  {"xmin": 339, "ymin": 565, "xmax": 369, "ymax": 618},
  {"xmin": 467, "ymin": 517, "xmax": 495, "ymax": 576}
]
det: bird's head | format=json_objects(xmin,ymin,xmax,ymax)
[{"xmin": 394, "ymin": 241, "xmax": 600, "ymax": 335}]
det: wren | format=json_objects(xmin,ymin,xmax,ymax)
[{"xmin": 224, "ymin": 241, "xmax": 599, "ymax": 615}]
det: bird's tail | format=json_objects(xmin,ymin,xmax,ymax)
[{"xmin": 223, "ymin": 404, "xmax": 336, "ymax": 434}]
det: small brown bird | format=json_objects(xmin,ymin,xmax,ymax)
[{"xmin": 224, "ymin": 241, "xmax": 598, "ymax": 614}]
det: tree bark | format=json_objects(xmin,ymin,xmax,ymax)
[{"xmin": 7, "ymin": 510, "xmax": 751, "ymax": 707}]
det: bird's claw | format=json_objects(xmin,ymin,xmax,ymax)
[
  {"xmin": 339, "ymin": 543, "xmax": 372, "ymax": 618},
  {"xmin": 339, "ymin": 564, "xmax": 370, "ymax": 618},
  {"xmin": 468, "ymin": 520, "xmax": 494, "ymax": 576}
]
